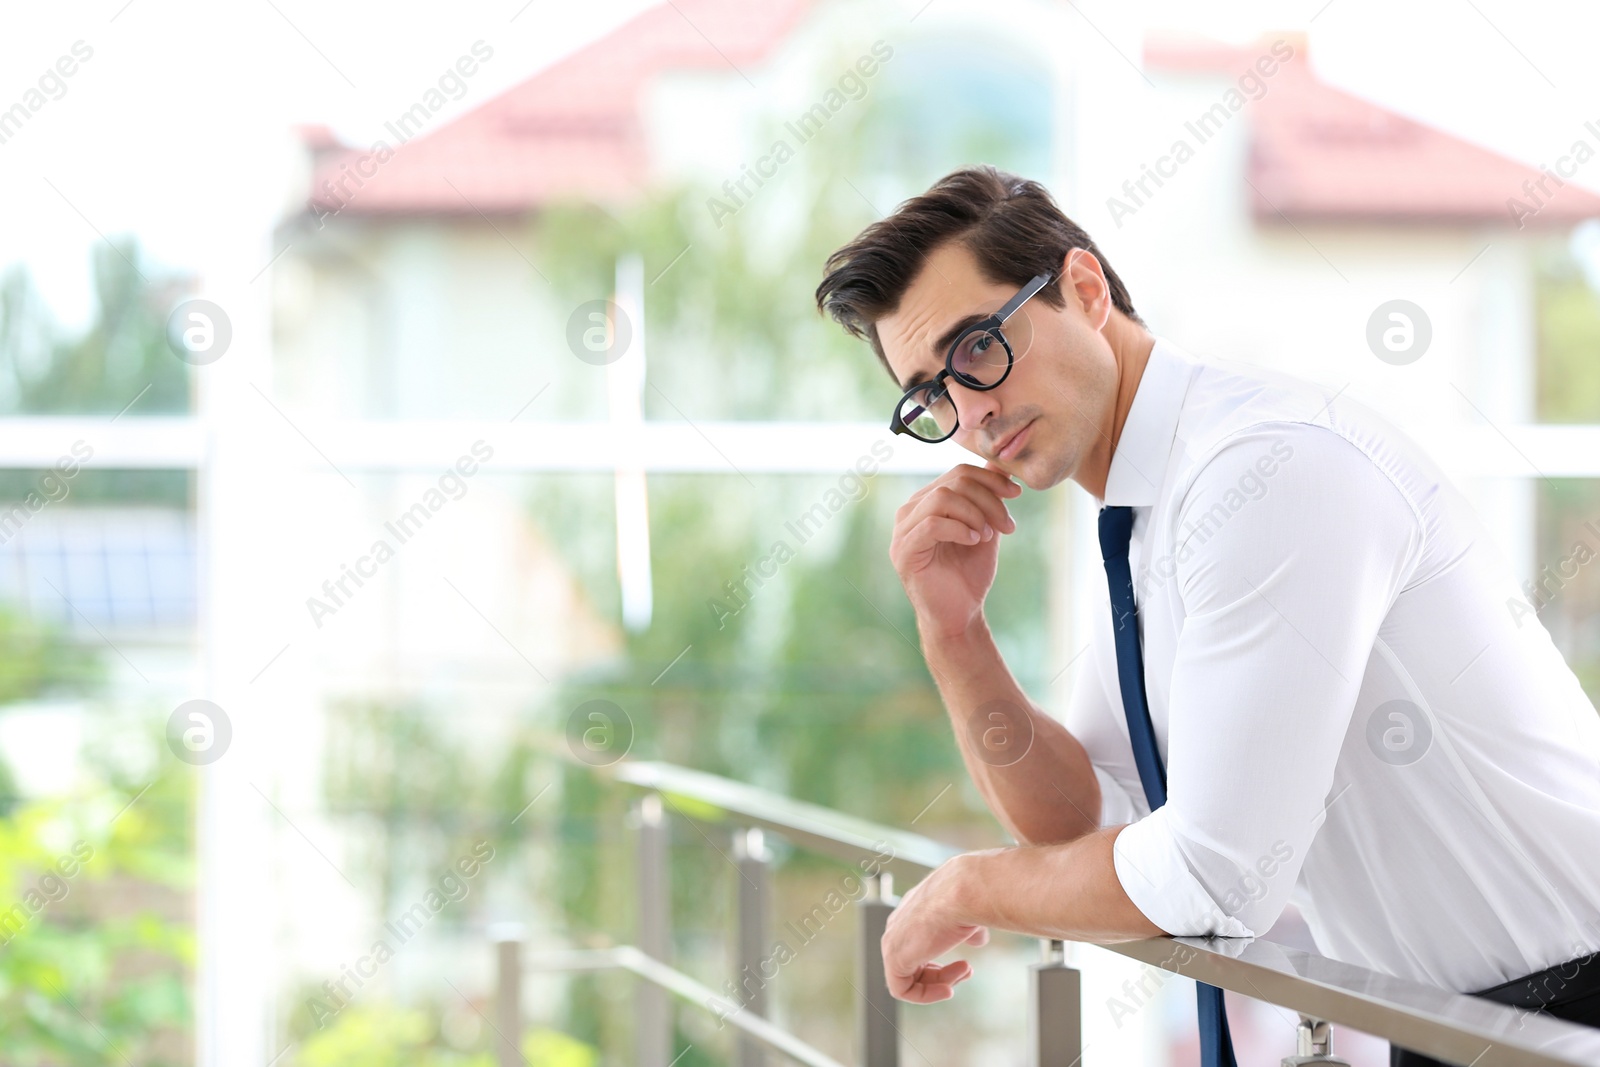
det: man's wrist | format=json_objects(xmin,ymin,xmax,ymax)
[
  {"xmin": 943, "ymin": 849, "xmax": 995, "ymax": 927},
  {"xmin": 947, "ymin": 844, "xmax": 1011, "ymax": 927},
  {"xmin": 919, "ymin": 614, "xmax": 995, "ymax": 664}
]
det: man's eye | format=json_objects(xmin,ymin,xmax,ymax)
[{"xmin": 956, "ymin": 334, "xmax": 991, "ymax": 365}]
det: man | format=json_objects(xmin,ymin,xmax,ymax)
[{"xmin": 814, "ymin": 164, "xmax": 1600, "ymax": 1067}]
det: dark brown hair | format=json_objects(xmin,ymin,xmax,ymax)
[{"xmin": 815, "ymin": 165, "xmax": 1145, "ymax": 382}]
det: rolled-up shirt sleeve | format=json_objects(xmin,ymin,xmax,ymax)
[{"xmin": 1112, "ymin": 423, "xmax": 1422, "ymax": 938}]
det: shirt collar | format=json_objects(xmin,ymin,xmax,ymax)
[{"xmin": 1101, "ymin": 335, "xmax": 1198, "ymax": 507}]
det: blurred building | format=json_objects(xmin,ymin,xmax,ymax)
[{"xmin": 280, "ymin": 6, "xmax": 1600, "ymax": 614}]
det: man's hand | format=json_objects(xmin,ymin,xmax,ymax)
[
  {"xmin": 890, "ymin": 461, "xmax": 1021, "ymax": 644},
  {"xmin": 882, "ymin": 838, "xmax": 1169, "ymax": 1005},
  {"xmin": 880, "ymin": 854, "xmax": 991, "ymax": 1003}
]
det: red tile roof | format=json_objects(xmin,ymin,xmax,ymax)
[
  {"xmin": 303, "ymin": 18, "xmax": 1600, "ymax": 228},
  {"xmin": 303, "ymin": 0, "xmax": 813, "ymax": 217},
  {"xmin": 1145, "ymin": 33, "xmax": 1600, "ymax": 225}
]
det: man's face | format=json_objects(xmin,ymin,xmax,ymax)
[{"xmin": 877, "ymin": 241, "xmax": 1119, "ymax": 492}]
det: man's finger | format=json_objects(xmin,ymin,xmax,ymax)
[
  {"xmin": 895, "ymin": 960, "xmax": 973, "ymax": 1003},
  {"xmin": 903, "ymin": 463, "xmax": 1018, "ymax": 515},
  {"xmin": 903, "ymin": 488, "xmax": 997, "ymax": 541},
  {"xmin": 981, "ymin": 460, "xmax": 1023, "ymax": 493},
  {"xmin": 909, "ymin": 479, "xmax": 1014, "ymax": 537},
  {"xmin": 899, "ymin": 515, "xmax": 988, "ymax": 555}
]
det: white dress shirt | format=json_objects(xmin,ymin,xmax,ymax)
[{"xmin": 1069, "ymin": 335, "xmax": 1600, "ymax": 992}]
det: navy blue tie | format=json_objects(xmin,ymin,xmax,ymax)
[{"xmin": 1098, "ymin": 504, "xmax": 1238, "ymax": 1067}]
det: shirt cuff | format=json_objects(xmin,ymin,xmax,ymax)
[{"xmin": 1113, "ymin": 807, "xmax": 1255, "ymax": 938}]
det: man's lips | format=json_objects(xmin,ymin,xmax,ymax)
[{"xmin": 995, "ymin": 419, "xmax": 1034, "ymax": 461}]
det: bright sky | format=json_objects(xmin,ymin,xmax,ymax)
[
  {"xmin": 1, "ymin": 0, "xmax": 1597, "ymax": 332},
  {"xmin": 0, "ymin": 0, "xmax": 658, "ymax": 331}
]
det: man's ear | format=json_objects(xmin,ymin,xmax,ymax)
[
  {"xmin": 1060, "ymin": 246, "xmax": 1080, "ymax": 279},
  {"xmin": 1067, "ymin": 250, "xmax": 1114, "ymax": 333}
]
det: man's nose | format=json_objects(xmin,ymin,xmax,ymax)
[{"xmin": 946, "ymin": 378, "xmax": 998, "ymax": 443}]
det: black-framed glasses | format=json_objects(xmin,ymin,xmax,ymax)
[{"xmin": 889, "ymin": 271, "xmax": 1053, "ymax": 443}]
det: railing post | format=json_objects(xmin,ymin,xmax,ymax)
[
  {"xmin": 1282, "ymin": 1016, "xmax": 1352, "ymax": 1065},
  {"xmin": 1030, "ymin": 939, "xmax": 1081, "ymax": 1067},
  {"xmin": 732, "ymin": 827, "xmax": 773, "ymax": 1067},
  {"xmin": 490, "ymin": 923, "xmax": 524, "ymax": 1067},
  {"xmin": 856, "ymin": 872, "xmax": 900, "ymax": 1067},
  {"xmin": 635, "ymin": 793, "xmax": 671, "ymax": 1067}
]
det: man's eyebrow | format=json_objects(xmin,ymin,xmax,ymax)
[{"xmin": 900, "ymin": 312, "xmax": 986, "ymax": 390}]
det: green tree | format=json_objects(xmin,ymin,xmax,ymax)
[
  {"xmin": 0, "ymin": 236, "xmax": 192, "ymax": 506},
  {"xmin": 0, "ymin": 605, "xmax": 102, "ymax": 712},
  {"xmin": 292, "ymin": 1004, "xmax": 494, "ymax": 1067},
  {"xmin": 0, "ymin": 767, "xmax": 193, "ymax": 1064},
  {"xmin": 0, "ymin": 238, "xmax": 191, "ymax": 417}
]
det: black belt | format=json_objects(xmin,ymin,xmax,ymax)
[
  {"xmin": 1391, "ymin": 949, "xmax": 1600, "ymax": 1066},
  {"xmin": 1471, "ymin": 947, "xmax": 1600, "ymax": 1016}
]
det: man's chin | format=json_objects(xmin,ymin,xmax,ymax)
[
  {"xmin": 1015, "ymin": 449, "xmax": 1073, "ymax": 492},
  {"xmin": 1020, "ymin": 469, "xmax": 1054, "ymax": 492},
  {"xmin": 1006, "ymin": 457, "xmax": 1047, "ymax": 492}
]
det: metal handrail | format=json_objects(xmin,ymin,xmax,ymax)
[
  {"xmin": 519, "ymin": 946, "xmax": 850, "ymax": 1067},
  {"xmin": 612, "ymin": 760, "xmax": 960, "ymax": 879},
  {"xmin": 609, "ymin": 760, "xmax": 1600, "ymax": 1066},
  {"xmin": 502, "ymin": 758, "xmax": 1600, "ymax": 1067}
]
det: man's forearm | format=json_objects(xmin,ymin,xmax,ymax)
[
  {"xmin": 924, "ymin": 619, "xmax": 1103, "ymax": 845},
  {"xmin": 950, "ymin": 826, "xmax": 1167, "ymax": 942}
]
